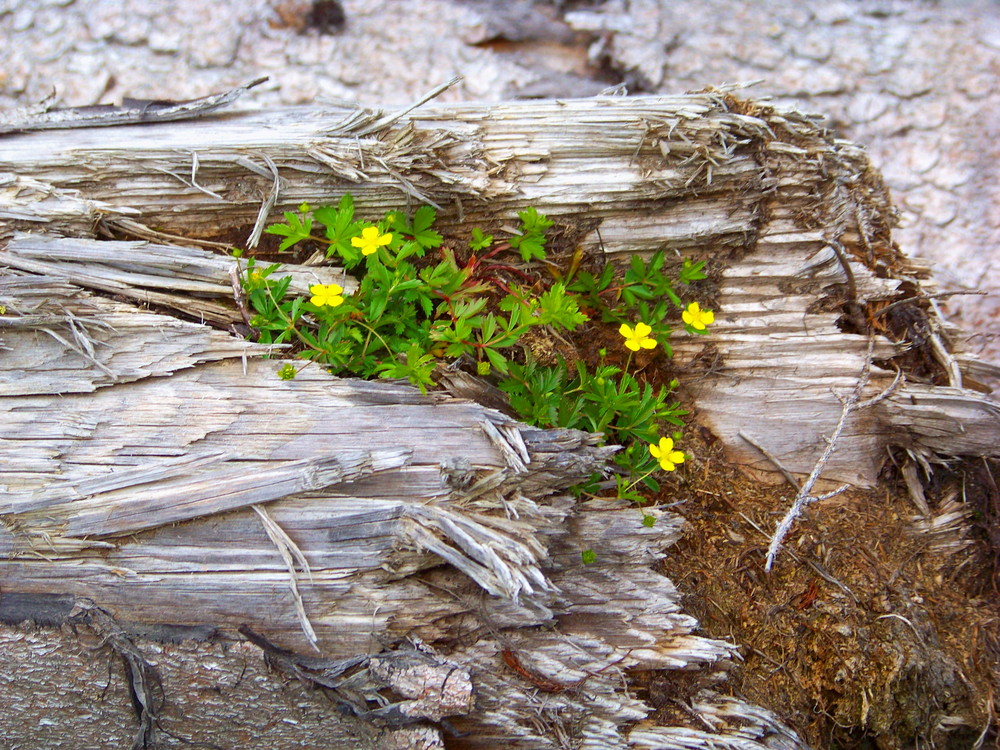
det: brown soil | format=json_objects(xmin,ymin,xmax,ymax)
[{"xmin": 636, "ymin": 427, "xmax": 1000, "ymax": 749}]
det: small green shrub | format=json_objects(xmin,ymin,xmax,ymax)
[{"xmin": 238, "ymin": 196, "xmax": 715, "ymax": 513}]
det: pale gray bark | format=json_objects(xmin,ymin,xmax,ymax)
[{"xmin": 1, "ymin": 90, "xmax": 996, "ymax": 748}]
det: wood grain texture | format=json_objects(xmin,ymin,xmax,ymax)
[
  {"xmin": 1, "ymin": 92, "xmax": 995, "ymax": 484},
  {"xmin": 2, "ymin": 90, "xmax": 995, "ymax": 747},
  {"xmin": 0, "ymin": 232, "xmax": 357, "ymax": 325}
]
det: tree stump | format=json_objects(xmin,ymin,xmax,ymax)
[{"xmin": 1, "ymin": 85, "xmax": 996, "ymax": 748}]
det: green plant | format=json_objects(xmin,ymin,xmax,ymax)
[
  {"xmin": 569, "ymin": 252, "xmax": 709, "ymax": 355},
  {"xmin": 498, "ymin": 356, "xmax": 686, "ymax": 500},
  {"xmin": 238, "ymin": 195, "xmax": 715, "ymax": 509}
]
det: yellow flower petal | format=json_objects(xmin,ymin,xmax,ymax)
[
  {"xmin": 682, "ymin": 302, "xmax": 714, "ymax": 330},
  {"xmin": 650, "ymin": 437, "xmax": 684, "ymax": 471},
  {"xmin": 351, "ymin": 225, "xmax": 393, "ymax": 256},
  {"xmin": 309, "ymin": 283, "xmax": 344, "ymax": 307},
  {"xmin": 620, "ymin": 321, "xmax": 658, "ymax": 352}
]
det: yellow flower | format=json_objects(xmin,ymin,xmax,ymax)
[
  {"xmin": 351, "ymin": 225, "xmax": 393, "ymax": 256},
  {"xmin": 682, "ymin": 302, "xmax": 714, "ymax": 330},
  {"xmin": 649, "ymin": 437, "xmax": 685, "ymax": 472},
  {"xmin": 309, "ymin": 283, "xmax": 344, "ymax": 307},
  {"xmin": 619, "ymin": 322, "xmax": 657, "ymax": 352}
]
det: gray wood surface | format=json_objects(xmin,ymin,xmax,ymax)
[
  {"xmin": 1, "ymin": 92, "xmax": 995, "ymax": 484},
  {"xmin": 2, "ymin": 90, "xmax": 995, "ymax": 748}
]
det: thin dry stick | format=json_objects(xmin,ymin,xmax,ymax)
[
  {"xmin": 229, "ymin": 263, "xmax": 252, "ymax": 327},
  {"xmin": 738, "ymin": 431, "xmax": 801, "ymax": 492},
  {"xmin": 246, "ymin": 153, "xmax": 282, "ymax": 250},
  {"xmin": 763, "ymin": 337, "xmax": 898, "ymax": 572},
  {"xmin": 253, "ymin": 504, "xmax": 318, "ymax": 650}
]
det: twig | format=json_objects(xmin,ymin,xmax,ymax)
[
  {"xmin": 870, "ymin": 289, "xmax": 986, "ymax": 319},
  {"xmin": 246, "ymin": 153, "xmax": 282, "ymax": 249},
  {"xmin": 875, "ymin": 613, "xmax": 925, "ymax": 647},
  {"xmin": 829, "ymin": 240, "xmax": 867, "ymax": 332},
  {"xmin": 229, "ymin": 263, "xmax": 253, "ymax": 327},
  {"xmin": 855, "ymin": 366, "xmax": 902, "ymax": 408},
  {"xmin": 73, "ymin": 603, "xmax": 163, "ymax": 750},
  {"xmin": 0, "ymin": 77, "xmax": 267, "ymax": 134},
  {"xmin": 764, "ymin": 336, "xmax": 895, "ymax": 572},
  {"xmin": 738, "ymin": 431, "xmax": 801, "ymax": 492},
  {"xmin": 352, "ymin": 76, "xmax": 462, "ymax": 137},
  {"xmin": 253, "ymin": 505, "xmax": 318, "ymax": 651}
]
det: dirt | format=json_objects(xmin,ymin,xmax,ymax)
[{"xmin": 639, "ymin": 429, "xmax": 999, "ymax": 749}]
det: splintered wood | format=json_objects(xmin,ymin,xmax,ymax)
[
  {"xmin": 1, "ymin": 88, "xmax": 997, "ymax": 748},
  {"xmin": 1, "ymin": 91, "xmax": 995, "ymax": 486}
]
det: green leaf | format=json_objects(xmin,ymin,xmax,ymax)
[
  {"xmin": 412, "ymin": 205, "xmax": 436, "ymax": 233},
  {"xmin": 390, "ymin": 205, "xmax": 442, "ymax": 255},
  {"xmin": 374, "ymin": 343, "xmax": 437, "ymax": 393},
  {"xmin": 265, "ymin": 209, "xmax": 314, "ymax": 252},
  {"xmin": 517, "ymin": 207, "xmax": 554, "ymax": 234},
  {"xmin": 581, "ymin": 549, "xmax": 597, "ymax": 565},
  {"xmin": 484, "ymin": 346, "xmax": 509, "ymax": 375},
  {"xmin": 510, "ymin": 233, "xmax": 547, "ymax": 263},
  {"xmin": 469, "ymin": 227, "xmax": 494, "ymax": 251},
  {"xmin": 313, "ymin": 194, "xmax": 363, "ymax": 267},
  {"xmin": 679, "ymin": 258, "xmax": 708, "ymax": 283},
  {"xmin": 536, "ymin": 282, "xmax": 588, "ymax": 330}
]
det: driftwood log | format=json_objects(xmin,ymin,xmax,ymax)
[{"xmin": 1, "ymin": 86, "xmax": 998, "ymax": 748}]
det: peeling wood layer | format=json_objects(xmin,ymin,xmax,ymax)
[
  {"xmin": 0, "ymin": 232, "xmax": 357, "ymax": 326},
  {"xmin": 0, "ymin": 273, "xmax": 267, "ymax": 394},
  {"xmin": 1, "ymin": 90, "xmax": 996, "ymax": 748},
  {"xmin": 1, "ymin": 92, "xmax": 995, "ymax": 484}
]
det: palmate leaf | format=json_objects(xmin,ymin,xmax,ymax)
[
  {"xmin": 265, "ymin": 209, "xmax": 314, "ymax": 252},
  {"xmin": 314, "ymin": 195, "xmax": 363, "ymax": 267},
  {"xmin": 390, "ymin": 205, "xmax": 443, "ymax": 254},
  {"xmin": 517, "ymin": 206, "xmax": 554, "ymax": 234},
  {"xmin": 536, "ymin": 283, "xmax": 588, "ymax": 330},
  {"xmin": 510, "ymin": 233, "xmax": 546, "ymax": 262},
  {"xmin": 313, "ymin": 194, "xmax": 355, "ymax": 237},
  {"xmin": 469, "ymin": 227, "xmax": 493, "ymax": 251}
]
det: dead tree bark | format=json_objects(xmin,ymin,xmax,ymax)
[{"xmin": 1, "ymin": 87, "xmax": 996, "ymax": 749}]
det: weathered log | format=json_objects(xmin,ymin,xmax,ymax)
[
  {"xmin": 1, "ymin": 90, "xmax": 996, "ymax": 486},
  {"xmin": 1, "ymin": 89, "xmax": 997, "ymax": 748},
  {"xmin": 0, "ymin": 271, "xmax": 766, "ymax": 748}
]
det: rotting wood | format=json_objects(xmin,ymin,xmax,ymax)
[
  {"xmin": 0, "ymin": 266, "xmax": 802, "ymax": 747},
  {"xmin": 0, "ymin": 232, "xmax": 357, "ymax": 326},
  {"xmin": 0, "ymin": 90, "xmax": 995, "ymax": 486},
  {"xmin": 1, "ymin": 266, "xmax": 772, "ymax": 747},
  {"xmin": 0, "ymin": 273, "xmax": 268, "ymax": 395},
  {"xmin": 1, "ymin": 88, "xmax": 997, "ymax": 748}
]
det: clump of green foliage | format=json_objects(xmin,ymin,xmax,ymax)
[{"xmin": 239, "ymin": 195, "xmax": 713, "ymax": 522}]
